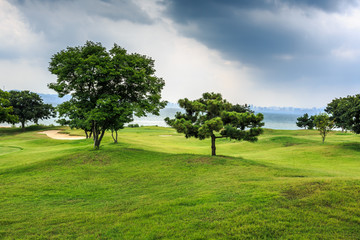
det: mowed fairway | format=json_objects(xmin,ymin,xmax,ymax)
[{"xmin": 1, "ymin": 126, "xmax": 360, "ymax": 239}]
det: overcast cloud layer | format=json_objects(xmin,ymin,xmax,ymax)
[{"xmin": 1, "ymin": 0, "xmax": 360, "ymax": 107}]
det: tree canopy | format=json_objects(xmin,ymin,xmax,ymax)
[
  {"xmin": 165, "ymin": 92, "xmax": 264, "ymax": 156},
  {"xmin": 56, "ymin": 99, "xmax": 93, "ymax": 138},
  {"xmin": 296, "ymin": 113, "xmax": 315, "ymax": 130},
  {"xmin": 314, "ymin": 113, "xmax": 334, "ymax": 143},
  {"xmin": 0, "ymin": 89, "xmax": 18, "ymax": 125},
  {"xmin": 48, "ymin": 41, "xmax": 166, "ymax": 149},
  {"xmin": 325, "ymin": 95, "xmax": 360, "ymax": 133},
  {"xmin": 8, "ymin": 90, "xmax": 55, "ymax": 129}
]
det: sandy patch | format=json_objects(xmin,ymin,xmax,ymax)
[{"xmin": 38, "ymin": 130, "xmax": 86, "ymax": 140}]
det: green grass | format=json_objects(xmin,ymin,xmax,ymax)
[{"xmin": 1, "ymin": 126, "xmax": 360, "ymax": 239}]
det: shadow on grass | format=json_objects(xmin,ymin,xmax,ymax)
[
  {"xmin": 268, "ymin": 136, "xmax": 317, "ymax": 147},
  {"xmin": 0, "ymin": 125, "xmax": 59, "ymax": 136},
  {"xmin": 341, "ymin": 142, "xmax": 360, "ymax": 152},
  {"xmin": 0, "ymin": 138, "xmax": 330, "ymax": 181}
]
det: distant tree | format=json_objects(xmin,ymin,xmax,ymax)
[
  {"xmin": 325, "ymin": 97, "xmax": 351, "ymax": 132},
  {"xmin": 296, "ymin": 114, "xmax": 307, "ymax": 129},
  {"xmin": 325, "ymin": 95, "xmax": 360, "ymax": 133},
  {"xmin": 308, "ymin": 115, "xmax": 315, "ymax": 129},
  {"xmin": 56, "ymin": 100, "xmax": 93, "ymax": 138},
  {"xmin": 341, "ymin": 95, "xmax": 360, "ymax": 134},
  {"xmin": 127, "ymin": 124, "xmax": 140, "ymax": 128},
  {"xmin": 296, "ymin": 113, "xmax": 315, "ymax": 129},
  {"xmin": 8, "ymin": 90, "xmax": 55, "ymax": 129},
  {"xmin": 0, "ymin": 89, "xmax": 18, "ymax": 124},
  {"xmin": 165, "ymin": 92, "xmax": 264, "ymax": 156},
  {"xmin": 48, "ymin": 41, "xmax": 166, "ymax": 149},
  {"xmin": 314, "ymin": 113, "xmax": 334, "ymax": 143}
]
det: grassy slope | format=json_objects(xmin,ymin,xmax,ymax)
[{"xmin": 1, "ymin": 126, "xmax": 360, "ymax": 239}]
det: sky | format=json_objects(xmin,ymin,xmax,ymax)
[{"xmin": 1, "ymin": 0, "xmax": 360, "ymax": 107}]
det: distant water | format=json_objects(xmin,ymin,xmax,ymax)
[
  {"xmin": 260, "ymin": 112, "xmax": 301, "ymax": 130},
  {"xmin": 130, "ymin": 108, "xmax": 302, "ymax": 130},
  {"xmin": 0, "ymin": 93, "xmax": 316, "ymax": 130},
  {"xmin": 1, "ymin": 108, "xmax": 302, "ymax": 130}
]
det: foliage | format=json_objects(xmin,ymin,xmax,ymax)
[
  {"xmin": 8, "ymin": 90, "xmax": 55, "ymax": 129},
  {"xmin": 56, "ymin": 99, "xmax": 93, "ymax": 138},
  {"xmin": 296, "ymin": 113, "xmax": 314, "ymax": 129},
  {"xmin": 314, "ymin": 113, "xmax": 334, "ymax": 143},
  {"xmin": 127, "ymin": 123, "xmax": 140, "ymax": 128},
  {"xmin": 0, "ymin": 89, "xmax": 18, "ymax": 124},
  {"xmin": 230, "ymin": 103, "xmax": 254, "ymax": 113},
  {"xmin": 165, "ymin": 92, "xmax": 264, "ymax": 156},
  {"xmin": 48, "ymin": 41, "xmax": 166, "ymax": 149},
  {"xmin": 325, "ymin": 95, "xmax": 360, "ymax": 133}
]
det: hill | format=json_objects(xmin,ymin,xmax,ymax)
[{"xmin": 1, "ymin": 126, "xmax": 360, "ymax": 239}]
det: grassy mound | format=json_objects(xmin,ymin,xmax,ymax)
[
  {"xmin": 1, "ymin": 127, "xmax": 360, "ymax": 239},
  {"xmin": 0, "ymin": 146, "xmax": 22, "ymax": 156}
]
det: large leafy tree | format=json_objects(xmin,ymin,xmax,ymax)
[
  {"xmin": 48, "ymin": 41, "xmax": 166, "ymax": 149},
  {"xmin": 165, "ymin": 92, "xmax": 264, "ymax": 156},
  {"xmin": 296, "ymin": 113, "xmax": 315, "ymax": 130},
  {"xmin": 8, "ymin": 90, "xmax": 55, "ymax": 129},
  {"xmin": 325, "ymin": 95, "xmax": 360, "ymax": 133},
  {"xmin": 0, "ymin": 89, "xmax": 18, "ymax": 124},
  {"xmin": 314, "ymin": 113, "xmax": 334, "ymax": 143},
  {"xmin": 342, "ymin": 95, "xmax": 360, "ymax": 134},
  {"xmin": 325, "ymin": 97, "xmax": 350, "ymax": 131}
]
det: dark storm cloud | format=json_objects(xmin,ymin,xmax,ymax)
[
  {"xmin": 164, "ymin": 0, "xmax": 358, "ymax": 62},
  {"xmin": 8, "ymin": 0, "xmax": 155, "ymax": 59},
  {"xmin": 13, "ymin": 0, "xmax": 153, "ymax": 26},
  {"xmin": 284, "ymin": 0, "xmax": 359, "ymax": 12},
  {"xmin": 164, "ymin": 0, "xmax": 360, "ymax": 85},
  {"xmin": 3, "ymin": 0, "xmax": 360, "ymax": 106},
  {"xmin": 165, "ymin": 0, "xmax": 359, "ymax": 22}
]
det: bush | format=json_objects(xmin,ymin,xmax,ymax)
[{"xmin": 127, "ymin": 124, "xmax": 140, "ymax": 128}]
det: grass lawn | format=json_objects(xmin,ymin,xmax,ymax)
[{"xmin": 1, "ymin": 126, "xmax": 360, "ymax": 239}]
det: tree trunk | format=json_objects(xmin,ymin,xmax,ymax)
[
  {"xmin": 93, "ymin": 130, "xmax": 99, "ymax": 149},
  {"xmin": 111, "ymin": 129, "xmax": 118, "ymax": 144},
  {"xmin": 93, "ymin": 122, "xmax": 99, "ymax": 149},
  {"xmin": 85, "ymin": 130, "xmax": 89, "ymax": 139},
  {"xmin": 21, "ymin": 121, "xmax": 25, "ymax": 130},
  {"xmin": 85, "ymin": 129, "xmax": 93, "ymax": 139},
  {"xmin": 98, "ymin": 130, "xmax": 105, "ymax": 146},
  {"xmin": 211, "ymin": 134, "xmax": 216, "ymax": 156}
]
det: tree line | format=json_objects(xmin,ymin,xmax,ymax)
[
  {"xmin": 0, "ymin": 90, "xmax": 55, "ymax": 130},
  {"xmin": 296, "ymin": 95, "xmax": 360, "ymax": 143}
]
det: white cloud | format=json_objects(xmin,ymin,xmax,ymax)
[
  {"xmin": 331, "ymin": 47, "xmax": 360, "ymax": 60},
  {"xmin": 84, "ymin": 15, "xmax": 257, "ymax": 104},
  {"xmin": 1, "ymin": 0, "xmax": 258, "ymax": 104},
  {"xmin": 2, "ymin": 0, "xmax": 360, "ymax": 107},
  {"xmin": 0, "ymin": 0, "xmax": 47, "ymax": 58},
  {"xmin": 0, "ymin": 59, "xmax": 55, "ymax": 93}
]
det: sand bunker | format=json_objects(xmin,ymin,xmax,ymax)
[{"xmin": 38, "ymin": 130, "xmax": 86, "ymax": 140}]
